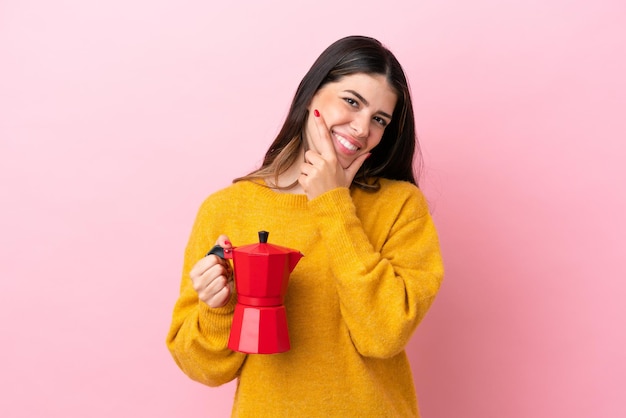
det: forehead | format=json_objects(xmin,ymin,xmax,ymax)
[{"xmin": 319, "ymin": 73, "xmax": 397, "ymax": 109}]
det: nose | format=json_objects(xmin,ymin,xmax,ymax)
[{"xmin": 350, "ymin": 113, "xmax": 369, "ymax": 138}]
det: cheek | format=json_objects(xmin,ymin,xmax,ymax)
[
  {"xmin": 303, "ymin": 114, "xmax": 325, "ymax": 152},
  {"xmin": 366, "ymin": 131, "xmax": 385, "ymax": 151}
]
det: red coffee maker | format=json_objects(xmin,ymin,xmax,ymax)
[{"xmin": 210, "ymin": 231, "xmax": 303, "ymax": 354}]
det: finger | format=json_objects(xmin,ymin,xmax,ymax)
[
  {"xmin": 190, "ymin": 255, "xmax": 218, "ymax": 281},
  {"xmin": 299, "ymin": 159, "xmax": 319, "ymax": 191},
  {"xmin": 312, "ymin": 109, "xmax": 337, "ymax": 160},
  {"xmin": 215, "ymin": 234, "xmax": 232, "ymax": 249},
  {"xmin": 298, "ymin": 167, "xmax": 308, "ymax": 183},
  {"xmin": 197, "ymin": 263, "xmax": 230, "ymax": 297},
  {"xmin": 206, "ymin": 263, "xmax": 235, "ymax": 308},
  {"xmin": 300, "ymin": 161, "xmax": 311, "ymax": 176},
  {"xmin": 303, "ymin": 149, "xmax": 325, "ymax": 167},
  {"xmin": 211, "ymin": 234, "xmax": 233, "ymax": 258},
  {"xmin": 204, "ymin": 273, "xmax": 227, "ymax": 297},
  {"xmin": 191, "ymin": 258, "xmax": 223, "ymax": 290},
  {"xmin": 207, "ymin": 280, "xmax": 231, "ymax": 308}
]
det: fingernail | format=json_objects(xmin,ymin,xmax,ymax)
[
  {"xmin": 314, "ymin": 109, "xmax": 320, "ymax": 117},
  {"xmin": 366, "ymin": 153, "xmax": 372, "ymax": 159},
  {"xmin": 225, "ymin": 240, "xmax": 232, "ymax": 246}
]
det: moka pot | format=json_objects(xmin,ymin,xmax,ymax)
[{"xmin": 210, "ymin": 231, "xmax": 303, "ymax": 354}]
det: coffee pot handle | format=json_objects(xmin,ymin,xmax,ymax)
[{"xmin": 205, "ymin": 244, "xmax": 233, "ymax": 260}]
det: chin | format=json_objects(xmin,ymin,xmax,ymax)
[{"xmin": 338, "ymin": 158, "xmax": 354, "ymax": 170}]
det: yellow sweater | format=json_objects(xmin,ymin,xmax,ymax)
[{"xmin": 166, "ymin": 179, "xmax": 444, "ymax": 417}]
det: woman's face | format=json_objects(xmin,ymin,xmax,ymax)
[{"xmin": 304, "ymin": 73, "xmax": 398, "ymax": 169}]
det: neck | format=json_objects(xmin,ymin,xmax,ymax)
[{"xmin": 265, "ymin": 147, "xmax": 306, "ymax": 194}]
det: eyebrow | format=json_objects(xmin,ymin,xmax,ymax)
[{"xmin": 344, "ymin": 89, "xmax": 393, "ymax": 120}]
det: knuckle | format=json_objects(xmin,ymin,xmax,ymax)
[
  {"xmin": 215, "ymin": 265, "xmax": 227, "ymax": 277},
  {"xmin": 207, "ymin": 297, "xmax": 218, "ymax": 308},
  {"xmin": 190, "ymin": 277, "xmax": 202, "ymax": 291},
  {"xmin": 198, "ymin": 289, "xmax": 210, "ymax": 303},
  {"xmin": 190, "ymin": 276, "xmax": 200, "ymax": 288}
]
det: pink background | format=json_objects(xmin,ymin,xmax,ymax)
[{"xmin": 1, "ymin": 1, "xmax": 625, "ymax": 417}]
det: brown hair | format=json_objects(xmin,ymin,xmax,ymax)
[{"xmin": 235, "ymin": 35, "xmax": 421, "ymax": 190}]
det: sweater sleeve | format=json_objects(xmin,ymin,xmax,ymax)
[
  {"xmin": 307, "ymin": 186, "xmax": 444, "ymax": 359},
  {"xmin": 165, "ymin": 198, "xmax": 246, "ymax": 386}
]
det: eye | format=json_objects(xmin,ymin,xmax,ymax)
[
  {"xmin": 343, "ymin": 97, "xmax": 359, "ymax": 107},
  {"xmin": 373, "ymin": 116, "xmax": 388, "ymax": 127}
]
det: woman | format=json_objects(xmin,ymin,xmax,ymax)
[{"xmin": 166, "ymin": 35, "xmax": 444, "ymax": 417}]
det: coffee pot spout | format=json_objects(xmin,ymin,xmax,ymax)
[{"xmin": 288, "ymin": 251, "xmax": 303, "ymax": 273}]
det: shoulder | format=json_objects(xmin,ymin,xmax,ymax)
[
  {"xmin": 352, "ymin": 178, "xmax": 430, "ymax": 218},
  {"xmin": 378, "ymin": 178, "xmax": 425, "ymax": 200},
  {"xmin": 196, "ymin": 181, "xmax": 264, "ymax": 214}
]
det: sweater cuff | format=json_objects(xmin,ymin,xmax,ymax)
[{"xmin": 197, "ymin": 294, "xmax": 237, "ymax": 349}]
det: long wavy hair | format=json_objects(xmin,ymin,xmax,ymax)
[{"xmin": 235, "ymin": 35, "xmax": 422, "ymax": 190}]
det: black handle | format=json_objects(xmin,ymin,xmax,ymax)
[{"xmin": 206, "ymin": 244, "xmax": 226, "ymax": 259}]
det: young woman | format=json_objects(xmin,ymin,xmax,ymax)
[{"xmin": 166, "ymin": 35, "xmax": 444, "ymax": 417}]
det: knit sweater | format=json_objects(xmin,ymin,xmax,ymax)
[{"xmin": 166, "ymin": 179, "xmax": 444, "ymax": 417}]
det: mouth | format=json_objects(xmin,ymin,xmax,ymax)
[{"xmin": 333, "ymin": 131, "xmax": 361, "ymax": 154}]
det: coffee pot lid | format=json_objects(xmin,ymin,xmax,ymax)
[{"xmin": 234, "ymin": 231, "xmax": 297, "ymax": 256}]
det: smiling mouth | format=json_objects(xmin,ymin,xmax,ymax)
[{"xmin": 334, "ymin": 133, "xmax": 360, "ymax": 152}]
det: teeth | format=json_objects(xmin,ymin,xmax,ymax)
[{"xmin": 336, "ymin": 135, "xmax": 359, "ymax": 151}]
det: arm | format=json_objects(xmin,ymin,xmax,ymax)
[
  {"xmin": 308, "ymin": 186, "xmax": 444, "ymax": 359},
  {"xmin": 165, "ymin": 201, "xmax": 246, "ymax": 386}
]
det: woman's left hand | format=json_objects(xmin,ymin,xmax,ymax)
[{"xmin": 298, "ymin": 109, "xmax": 370, "ymax": 200}]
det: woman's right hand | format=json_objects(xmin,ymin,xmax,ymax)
[{"xmin": 189, "ymin": 235, "xmax": 234, "ymax": 308}]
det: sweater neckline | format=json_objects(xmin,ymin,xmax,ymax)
[{"xmin": 243, "ymin": 180, "xmax": 309, "ymax": 209}]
